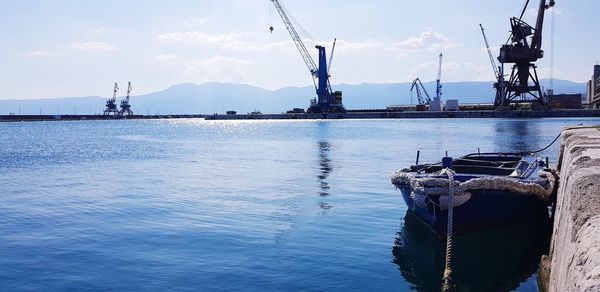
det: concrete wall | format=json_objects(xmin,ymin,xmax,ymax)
[{"xmin": 540, "ymin": 126, "xmax": 600, "ymax": 292}]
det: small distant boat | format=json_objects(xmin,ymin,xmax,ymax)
[{"xmin": 391, "ymin": 153, "xmax": 556, "ymax": 237}]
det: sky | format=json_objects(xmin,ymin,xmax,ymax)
[{"xmin": 0, "ymin": 0, "xmax": 599, "ymax": 100}]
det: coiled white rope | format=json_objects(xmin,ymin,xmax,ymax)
[{"xmin": 440, "ymin": 168, "xmax": 455, "ymax": 292}]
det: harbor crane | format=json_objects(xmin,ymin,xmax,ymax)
[
  {"xmin": 431, "ymin": 53, "xmax": 443, "ymax": 111},
  {"xmin": 495, "ymin": 0, "xmax": 556, "ymax": 108},
  {"xmin": 479, "ymin": 24, "xmax": 506, "ymax": 105},
  {"xmin": 410, "ymin": 78, "xmax": 432, "ymax": 106},
  {"xmin": 103, "ymin": 82, "xmax": 120, "ymax": 116},
  {"xmin": 119, "ymin": 82, "xmax": 133, "ymax": 116},
  {"xmin": 410, "ymin": 53, "xmax": 443, "ymax": 111},
  {"xmin": 270, "ymin": 0, "xmax": 345, "ymax": 113}
]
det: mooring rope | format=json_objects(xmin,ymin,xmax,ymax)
[
  {"xmin": 440, "ymin": 168, "xmax": 455, "ymax": 292},
  {"xmin": 523, "ymin": 132, "xmax": 561, "ymax": 155}
]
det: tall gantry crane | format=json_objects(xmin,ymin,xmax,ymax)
[
  {"xmin": 119, "ymin": 82, "xmax": 133, "ymax": 116},
  {"xmin": 496, "ymin": 0, "xmax": 556, "ymax": 108},
  {"xmin": 270, "ymin": 0, "xmax": 345, "ymax": 113},
  {"xmin": 103, "ymin": 82, "xmax": 119, "ymax": 116}
]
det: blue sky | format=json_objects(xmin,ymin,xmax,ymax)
[{"xmin": 0, "ymin": 0, "xmax": 598, "ymax": 99}]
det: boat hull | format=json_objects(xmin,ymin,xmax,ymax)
[{"xmin": 399, "ymin": 186, "xmax": 549, "ymax": 237}]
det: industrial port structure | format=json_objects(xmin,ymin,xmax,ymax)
[
  {"xmin": 103, "ymin": 82, "xmax": 134, "ymax": 117},
  {"xmin": 7, "ymin": 0, "xmax": 598, "ymax": 121},
  {"xmin": 494, "ymin": 0, "xmax": 555, "ymax": 108},
  {"xmin": 268, "ymin": 0, "xmax": 558, "ymax": 114},
  {"xmin": 270, "ymin": 0, "xmax": 345, "ymax": 113}
]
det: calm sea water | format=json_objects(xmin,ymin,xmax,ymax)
[{"xmin": 0, "ymin": 117, "xmax": 597, "ymax": 291}]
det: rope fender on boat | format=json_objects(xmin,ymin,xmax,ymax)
[{"xmin": 391, "ymin": 169, "xmax": 556, "ymax": 210}]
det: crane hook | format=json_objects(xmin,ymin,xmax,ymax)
[{"xmin": 269, "ymin": 26, "xmax": 274, "ymax": 33}]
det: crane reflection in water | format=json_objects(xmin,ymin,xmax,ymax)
[
  {"xmin": 317, "ymin": 141, "xmax": 333, "ymax": 211},
  {"xmin": 392, "ymin": 211, "xmax": 551, "ymax": 291}
]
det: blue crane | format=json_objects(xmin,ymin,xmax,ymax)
[
  {"xmin": 435, "ymin": 53, "xmax": 443, "ymax": 104},
  {"xmin": 270, "ymin": 0, "xmax": 345, "ymax": 113}
]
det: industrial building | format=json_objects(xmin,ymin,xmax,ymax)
[
  {"xmin": 587, "ymin": 64, "xmax": 600, "ymax": 109},
  {"xmin": 547, "ymin": 94, "xmax": 583, "ymax": 109}
]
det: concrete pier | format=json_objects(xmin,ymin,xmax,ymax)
[
  {"xmin": 204, "ymin": 109, "xmax": 600, "ymax": 120},
  {"xmin": 0, "ymin": 114, "xmax": 204, "ymax": 122},
  {"xmin": 539, "ymin": 125, "xmax": 600, "ymax": 292}
]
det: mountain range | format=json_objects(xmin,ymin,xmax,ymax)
[{"xmin": 0, "ymin": 79, "xmax": 586, "ymax": 115}]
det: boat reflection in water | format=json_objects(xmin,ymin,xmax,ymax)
[{"xmin": 392, "ymin": 211, "xmax": 551, "ymax": 291}]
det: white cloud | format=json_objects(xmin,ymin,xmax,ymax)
[
  {"xmin": 0, "ymin": 80, "xmax": 5, "ymax": 87},
  {"xmin": 194, "ymin": 56, "xmax": 251, "ymax": 66},
  {"xmin": 157, "ymin": 31, "xmax": 242, "ymax": 43},
  {"xmin": 391, "ymin": 30, "xmax": 459, "ymax": 54},
  {"xmin": 27, "ymin": 51, "xmax": 50, "ymax": 57},
  {"xmin": 156, "ymin": 54, "xmax": 179, "ymax": 61},
  {"xmin": 71, "ymin": 41, "xmax": 116, "ymax": 51}
]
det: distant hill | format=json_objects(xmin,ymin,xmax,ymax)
[{"xmin": 0, "ymin": 79, "xmax": 586, "ymax": 115}]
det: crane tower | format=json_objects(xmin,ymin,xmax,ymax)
[{"xmin": 430, "ymin": 53, "xmax": 443, "ymax": 111}]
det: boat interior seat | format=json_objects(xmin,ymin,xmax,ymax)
[{"xmin": 451, "ymin": 165, "xmax": 516, "ymax": 176}]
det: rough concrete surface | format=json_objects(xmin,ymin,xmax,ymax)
[{"xmin": 545, "ymin": 126, "xmax": 600, "ymax": 292}]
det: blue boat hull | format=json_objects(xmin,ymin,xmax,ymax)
[{"xmin": 399, "ymin": 186, "xmax": 549, "ymax": 237}]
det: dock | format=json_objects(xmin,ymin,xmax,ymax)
[
  {"xmin": 539, "ymin": 125, "xmax": 600, "ymax": 292},
  {"xmin": 205, "ymin": 109, "xmax": 600, "ymax": 120},
  {"xmin": 0, "ymin": 114, "xmax": 204, "ymax": 122},
  {"xmin": 2, "ymin": 110, "xmax": 600, "ymax": 123}
]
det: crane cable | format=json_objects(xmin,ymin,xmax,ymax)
[{"xmin": 278, "ymin": 1, "xmax": 314, "ymax": 41}]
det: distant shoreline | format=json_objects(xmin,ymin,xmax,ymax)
[{"xmin": 2, "ymin": 109, "xmax": 600, "ymax": 123}]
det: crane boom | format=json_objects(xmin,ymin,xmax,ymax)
[
  {"xmin": 112, "ymin": 82, "xmax": 119, "ymax": 102},
  {"xmin": 531, "ymin": 0, "xmax": 555, "ymax": 53},
  {"xmin": 271, "ymin": 0, "xmax": 318, "ymax": 82},
  {"xmin": 479, "ymin": 24, "xmax": 500, "ymax": 79},
  {"xmin": 328, "ymin": 38, "xmax": 336, "ymax": 76},
  {"xmin": 126, "ymin": 82, "xmax": 132, "ymax": 102}
]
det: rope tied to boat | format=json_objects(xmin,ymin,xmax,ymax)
[{"xmin": 440, "ymin": 168, "xmax": 455, "ymax": 292}]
